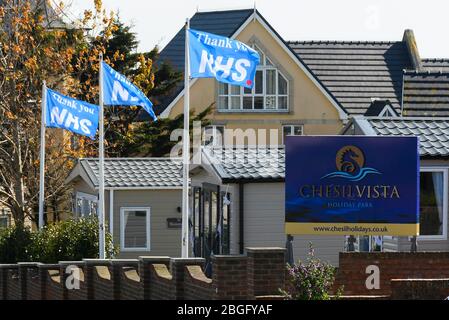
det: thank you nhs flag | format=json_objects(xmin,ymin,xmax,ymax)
[
  {"xmin": 188, "ymin": 29, "xmax": 260, "ymax": 88},
  {"xmin": 45, "ymin": 88, "xmax": 99, "ymax": 139},
  {"xmin": 101, "ymin": 61, "xmax": 157, "ymax": 121}
]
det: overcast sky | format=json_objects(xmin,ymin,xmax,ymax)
[{"xmin": 67, "ymin": 0, "xmax": 449, "ymax": 58}]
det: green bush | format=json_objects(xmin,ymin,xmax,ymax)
[
  {"xmin": 281, "ymin": 244, "xmax": 339, "ymax": 300},
  {"xmin": 0, "ymin": 217, "xmax": 118, "ymax": 263},
  {"xmin": 0, "ymin": 224, "xmax": 34, "ymax": 263}
]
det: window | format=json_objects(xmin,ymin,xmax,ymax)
[
  {"xmin": 419, "ymin": 168, "xmax": 448, "ymax": 240},
  {"xmin": 217, "ymin": 45, "xmax": 289, "ymax": 111},
  {"xmin": 0, "ymin": 215, "xmax": 9, "ymax": 229},
  {"xmin": 75, "ymin": 192, "xmax": 98, "ymax": 217},
  {"xmin": 204, "ymin": 125, "xmax": 225, "ymax": 146},
  {"xmin": 120, "ymin": 207, "xmax": 151, "ymax": 251},
  {"xmin": 282, "ymin": 125, "xmax": 303, "ymax": 144}
]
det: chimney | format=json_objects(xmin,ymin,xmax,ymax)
[{"xmin": 402, "ymin": 29, "xmax": 423, "ymax": 71}]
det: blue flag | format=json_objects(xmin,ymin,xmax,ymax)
[
  {"xmin": 45, "ymin": 88, "xmax": 99, "ymax": 139},
  {"xmin": 101, "ymin": 61, "xmax": 157, "ymax": 121},
  {"xmin": 188, "ymin": 29, "xmax": 260, "ymax": 88}
]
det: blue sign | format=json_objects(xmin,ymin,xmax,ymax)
[
  {"xmin": 285, "ymin": 136, "xmax": 419, "ymax": 236},
  {"xmin": 101, "ymin": 61, "xmax": 157, "ymax": 121},
  {"xmin": 188, "ymin": 29, "xmax": 260, "ymax": 89},
  {"xmin": 45, "ymin": 88, "xmax": 99, "ymax": 139}
]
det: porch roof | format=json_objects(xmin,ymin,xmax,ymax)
[
  {"xmin": 67, "ymin": 158, "xmax": 183, "ymax": 189},
  {"xmin": 202, "ymin": 146, "xmax": 285, "ymax": 183}
]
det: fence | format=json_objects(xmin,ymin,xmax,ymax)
[{"xmin": 0, "ymin": 247, "xmax": 286, "ymax": 300}]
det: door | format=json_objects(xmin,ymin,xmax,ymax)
[{"xmin": 192, "ymin": 185, "xmax": 231, "ymax": 260}]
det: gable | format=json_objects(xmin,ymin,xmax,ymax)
[{"xmin": 160, "ymin": 10, "xmax": 346, "ymax": 121}]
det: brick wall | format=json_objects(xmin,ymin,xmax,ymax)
[
  {"xmin": 390, "ymin": 279, "xmax": 449, "ymax": 300},
  {"xmin": 0, "ymin": 247, "xmax": 286, "ymax": 300},
  {"xmin": 212, "ymin": 255, "xmax": 248, "ymax": 299},
  {"xmin": 247, "ymin": 248, "xmax": 286, "ymax": 298},
  {"xmin": 334, "ymin": 252, "xmax": 449, "ymax": 296},
  {"xmin": 184, "ymin": 265, "xmax": 213, "ymax": 300},
  {"xmin": 6, "ymin": 267, "xmax": 20, "ymax": 300}
]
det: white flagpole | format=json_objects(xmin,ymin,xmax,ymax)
[
  {"xmin": 98, "ymin": 54, "xmax": 106, "ymax": 259},
  {"xmin": 38, "ymin": 81, "xmax": 47, "ymax": 230},
  {"xmin": 181, "ymin": 18, "xmax": 190, "ymax": 258}
]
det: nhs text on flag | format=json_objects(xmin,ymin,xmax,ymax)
[
  {"xmin": 101, "ymin": 61, "xmax": 157, "ymax": 121},
  {"xmin": 188, "ymin": 29, "xmax": 260, "ymax": 88},
  {"xmin": 45, "ymin": 88, "xmax": 99, "ymax": 139}
]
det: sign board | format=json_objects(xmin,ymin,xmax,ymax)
[
  {"xmin": 167, "ymin": 218, "xmax": 182, "ymax": 229},
  {"xmin": 285, "ymin": 136, "xmax": 419, "ymax": 236}
]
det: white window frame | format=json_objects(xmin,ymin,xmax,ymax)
[
  {"xmin": 418, "ymin": 167, "xmax": 448, "ymax": 241},
  {"xmin": 282, "ymin": 125, "xmax": 304, "ymax": 144},
  {"xmin": 217, "ymin": 45, "xmax": 289, "ymax": 112},
  {"xmin": 75, "ymin": 192, "xmax": 98, "ymax": 217},
  {"xmin": 378, "ymin": 105, "xmax": 397, "ymax": 117},
  {"xmin": 0, "ymin": 215, "xmax": 9, "ymax": 229},
  {"xmin": 120, "ymin": 207, "xmax": 151, "ymax": 252}
]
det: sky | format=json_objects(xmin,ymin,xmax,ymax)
[{"xmin": 66, "ymin": 0, "xmax": 449, "ymax": 58}]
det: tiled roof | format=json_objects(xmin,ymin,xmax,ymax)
[
  {"xmin": 79, "ymin": 158, "xmax": 182, "ymax": 188},
  {"xmin": 363, "ymin": 118, "xmax": 449, "ymax": 157},
  {"xmin": 203, "ymin": 146, "xmax": 285, "ymax": 182},
  {"xmin": 422, "ymin": 59, "xmax": 449, "ymax": 72},
  {"xmin": 402, "ymin": 72, "xmax": 449, "ymax": 117},
  {"xmin": 154, "ymin": 9, "xmax": 254, "ymax": 115},
  {"xmin": 288, "ymin": 41, "xmax": 413, "ymax": 115}
]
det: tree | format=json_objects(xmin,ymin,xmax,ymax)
[{"xmin": 0, "ymin": 0, "xmax": 117, "ymax": 225}]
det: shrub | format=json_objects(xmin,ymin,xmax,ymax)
[
  {"xmin": 282, "ymin": 244, "xmax": 338, "ymax": 300},
  {"xmin": 0, "ymin": 224, "xmax": 34, "ymax": 263},
  {"xmin": 0, "ymin": 217, "xmax": 118, "ymax": 263}
]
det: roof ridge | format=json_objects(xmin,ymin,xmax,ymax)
[
  {"xmin": 365, "ymin": 116, "xmax": 449, "ymax": 121},
  {"xmin": 287, "ymin": 40, "xmax": 400, "ymax": 45},
  {"xmin": 80, "ymin": 157, "xmax": 182, "ymax": 161},
  {"xmin": 195, "ymin": 8, "xmax": 254, "ymax": 14},
  {"xmin": 422, "ymin": 58, "xmax": 449, "ymax": 62},
  {"xmin": 404, "ymin": 70, "xmax": 449, "ymax": 76}
]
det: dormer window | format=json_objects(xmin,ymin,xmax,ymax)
[{"xmin": 217, "ymin": 45, "xmax": 289, "ymax": 111}]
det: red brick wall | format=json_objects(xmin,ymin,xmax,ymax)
[
  {"xmin": 0, "ymin": 247, "xmax": 287, "ymax": 300},
  {"xmin": 6, "ymin": 268, "xmax": 20, "ymax": 300},
  {"xmin": 212, "ymin": 255, "xmax": 248, "ymax": 300},
  {"xmin": 149, "ymin": 263, "xmax": 174, "ymax": 300},
  {"xmin": 390, "ymin": 279, "xmax": 449, "ymax": 300},
  {"xmin": 334, "ymin": 252, "xmax": 449, "ymax": 296},
  {"xmin": 26, "ymin": 267, "xmax": 41, "ymax": 300},
  {"xmin": 91, "ymin": 266, "xmax": 113, "ymax": 300},
  {"xmin": 119, "ymin": 267, "xmax": 141, "ymax": 300},
  {"xmin": 184, "ymin": 265, "xmax": 213, "ymax": 300},
  {"xmin": 45, "ymin": 270, "xmax": 62, "ymax": 300},
  {"xmin": 247, "ymin": 248, "xmax": 286, "ymax": 298}
]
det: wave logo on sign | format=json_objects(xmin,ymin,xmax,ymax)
[{"xmin": 321, "ymin": 145, "xmax": 381, "ymax": 182}]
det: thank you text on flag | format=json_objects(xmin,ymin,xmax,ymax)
[
  {"xmin": 188, "ymin": 29, "xmax": 260, "ymax": 88},
  {"xmin": 101, "ymin": 61, "xmax": 157, "ymax": 121},
  {"xmin": 45, "ymin": 88, "xmax": 99, "ymax": 139}
]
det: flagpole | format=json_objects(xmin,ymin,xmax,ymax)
[
  {"xmin": 98, "ymin": 54, "xmax": 106, "ymax": 259},
  {"xmin": 38, "ymin": 81, "xmax": 47, "ymax": 230},
  {"xmin": 181, "ymin": 18, "xmax": 190, "ymax": 258}
]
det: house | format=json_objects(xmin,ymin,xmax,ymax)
[
  {"xmin": 65, "ymin": 158, "xmax": 183, "ymax": 258},
  {"xmin": 342, "ymin": 117, "xmax": 449, "ymax": 252},
  {"xmin": 152, "ymin": 8, "xmax": 449, "ymax": 262},
  {"xmin": 63, "ymin": 8, "xmax": 449, "ymax": 262},
  {"xmin": 190, "ymin": 146, "xmax": 344, "ymax": 265}
]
